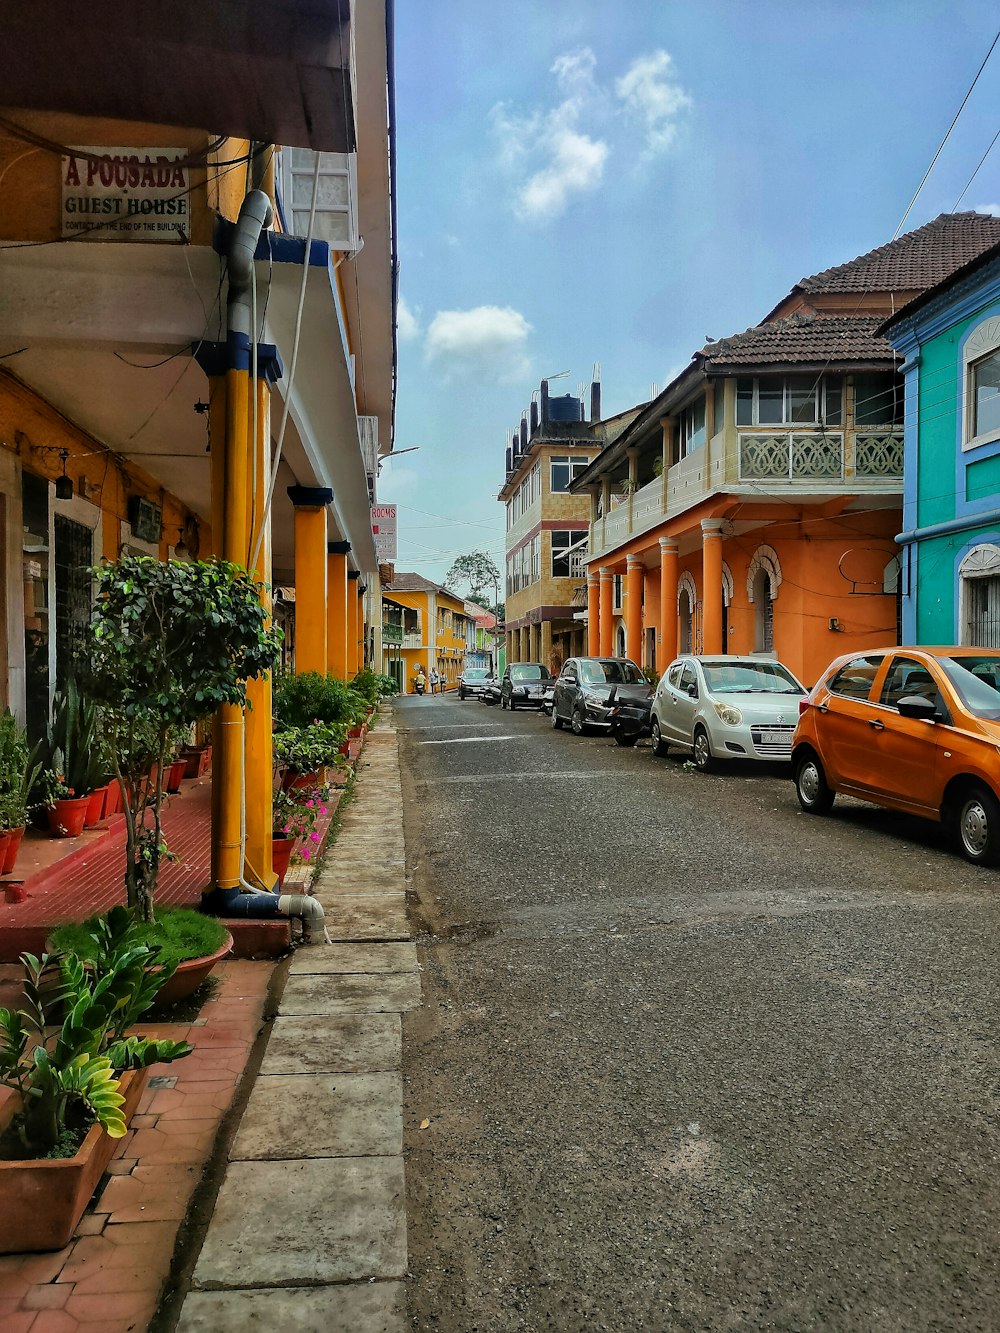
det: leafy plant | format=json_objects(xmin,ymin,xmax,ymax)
[
  {"xmin": 0, "ymin": 712, "xmax": 41, "ymax": 830},
  {"xmin": 272, "ymin": 786, "xmax": 329, "ymax": 845},
  {"xmin": 39, "ymin": 680, "xmax": 105, "ymax": 800},
  {"xmin": 351, "ymin": 669, "xmax": 397, "ymax": 704},
  {"xmin": 0, "ymin": 907, "xmax": 192, "ymax": 1157},
  {"xmin": 50, "ymin": 905, "xmax": 229, "ymax": 975},
  {"xmin": 273, "ymin": 724, "xmax": 348, "ymax": 775},
  {"xmin": 273, "ymin": 672, "xmax": 367, "ymax": 729},
  {"xmin": 82, "ymin": 557, "xmax": 281, "ymax": 922}
]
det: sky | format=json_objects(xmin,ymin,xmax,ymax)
[{"xmin": 383, "ymin": 0, "xmax": 1000, "ymax": 594}]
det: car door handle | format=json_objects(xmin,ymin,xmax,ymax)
[{"xmin": 868, "ymin": 719, "xmax": 885, "ymax": 731}]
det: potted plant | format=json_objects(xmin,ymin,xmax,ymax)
[
  {"xmin": 83, "ymin": 555, "xmax": 281, "ymax": 926},
  {"xmin": 0, "ymin": 711, "xmax": 41, "ymax": 874},
  {"xmin": 271, "ymin": 786, "xmax": 329, "ymax": 885},
  {"xmin": 0, "ymin": 907, "xmax": 192, "ymax": 1252},
  {"xmin": 273, "ymin": 723, "xmax": 348, "ymax": 790},
  {"xmin": 35, "ymin": 681, "xmax": 106, "ymax": 836}
]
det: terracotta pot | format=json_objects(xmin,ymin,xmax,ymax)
[
  {"xmin": 0, "ymin": 1068, "xmax": 147, "ymax": 1253},
  {"xmin": 2, "ymin": 826, "xmax": 25, "ymax": 875},
  {"xmin": 348, "ymin": 725, "xmax": 363, "ymax": 739},
  {"xmin": 0, "ymin": 832, "xmax": 10, "ymax": 871},
  {"xmin": 281, "ymin": 769, "xmax": 322, "ymax": 793},
  {"xmin": 47, "ymin": 796, "xmax": 90, "ymax": 838},
  {"xmin": 165, "ymin": 759, "xmax": 187, "ymax": 794},
  {"xmin": 152, "ymin": 931, "xmax": 233, "ymax": 1008},
  {"xmin": 102, "ymin": 783, "xmax": 121, "ymax": 818},
  {"xmin": 182, "ymin": 745, "xmax": 212, "ymax": 778},
  {"xmin": 84, "ymin": 785, "xmax": 108, "ymax": 827},
  {"xmin": 4, "ymin": 883, "xmax": 26, "ymax": 904},
  {"xmin": 271, "ymin": 835, "xmax": 295, "ymax": 886}
]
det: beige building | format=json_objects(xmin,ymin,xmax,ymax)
[{"xmin": 499, "ymin": 376, "xmax": 640, "ymax": 671}]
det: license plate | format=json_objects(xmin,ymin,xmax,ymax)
[{"xmin": 759, "ymin": 729, "xmax": 790, "ymax": 746}]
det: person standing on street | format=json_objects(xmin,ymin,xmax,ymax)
[{"xmin": 429, "ymin": 667, "xmax": 440, "ymax": 695}]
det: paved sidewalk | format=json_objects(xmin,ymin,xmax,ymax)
[{"xmin": 177, "ymin": 719, "xmax": 417, "ymax": 1331}]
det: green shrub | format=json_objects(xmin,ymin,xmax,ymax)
[
  {"xmin": 50, "ymin": 907, "xmax": 229, "ymax": 974},
  {"xmin": 273, "ymin": 672, "xmax": 367, "ymax": 728}
]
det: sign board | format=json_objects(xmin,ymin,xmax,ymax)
[
  {"xmin": 371, "ymin": 504, "xmax": 397, "ymax": 562},
  {"xmin": 61, "ymin": 147, "xmax": 190, "ymax": 241}
]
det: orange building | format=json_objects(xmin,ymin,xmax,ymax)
[{"xmin": 574, "ymin": 214, "xmax": 1000, "ymax": 686}]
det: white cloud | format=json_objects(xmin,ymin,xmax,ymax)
[
  {"xmin": 615, "ymin": 50, "xmax": 692, "ymax": 157},
  {"xmin": 425, "ymin": 305, "xmax": 532, "ymax": 382},
  {"xmin": 396, "ymin": 296, "xmax": 420, "ymax": 342},
  {"xmin": 492, "ymin": 46, "xmax": 608, "ymax": 222},
  {"xmin": 375, "ymin": 464, "xmax": 418, "ymax": 503},
  {"xmin": 974, "ymin": 203, "xmax": 1000, "ymax": 216}
]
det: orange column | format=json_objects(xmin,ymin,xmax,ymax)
[
  {"xmin": 659, "ymin": 537, "xmax": 678, "ymax": 666},
  {"xmin": 288, "ymin": 487, "xmax": 332, "ymax": 675},
  {"xmin": 327, "ymin": 541, "xmax": 350, "ymax": 678},
  {"xmin": 625, "ymin": 555, "xmax": 643, "ymax": 666},
  {"xmin": 587, "ymin": 570, "xmax": 600, "ymax": 655},
  {"xmin": 347, "ymin": 571, "xmax": 361, "ymax": 677},
  {"xmin": 701, "ymin": 519, "xmax": 724, "ymax": 654},
  {"xmin": 599, "ymin": 566, "xmax": 614, "ymax": 657}
]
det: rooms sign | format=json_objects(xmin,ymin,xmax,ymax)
[{"xmin": 61, "ymin": 147, "xmax": 190, "ymax": 241}]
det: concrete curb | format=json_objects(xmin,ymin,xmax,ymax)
[{"xmin": 176, "ymin": 713, "xmax": 416, "ymax": 1332}]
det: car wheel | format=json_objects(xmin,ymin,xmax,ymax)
[
  {"xmin": 955, "ymin": 783, "xmax": 1000, "ymax": 865},
  {"xmin": 614, "ymin": 730, "xmax": 638, "ymax": 747},
  {"xmin": 692, "ymin": 725, "xmax": 715, "ymax": 773},
  {"xmin": 571, "ymin": 707, "xmax": 587, "ymax": 736},
  {"xmin": 650, "ymin": 718, "xmax": 668, "ymax": 758},
  {"xmin": 795, "ymin": 751, "xmax": 834, "ymax": 814}
]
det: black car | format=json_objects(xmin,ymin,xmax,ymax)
[
  {"xmin": 551, "ymin": 656, "xmax": 653, "ymax": 735},
  {"xmin": 607, "ymin": 693, "xmax": 654, "ymax": 747},
  {"xmin": 479, "ymin": 673, "xmax": 501, "ymax": 706},
  {"xmin": 500, "ymin": 662, "xmax": 552, "ymax": 710},
  {"xmin": 459, "ymin": 666, "xmax": 492, "ymax": 700}
]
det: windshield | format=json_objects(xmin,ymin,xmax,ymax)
[
  {"xmin": 939, "ymin": 654, "xmax": 1000, "ymax": 719},
  {"xmin": 701, "ymin": 660, "xmax": 804, "ymax": 695},
  {"xmin": 510, "ymin": 665, "xmax": 550, "ymax": 681},
  {"xmin": 463, "ymin": 669, "xmax": 490, "ymax": 680},
  {"xmin": 579, "ymin": 660, "xmax": 646, "ymax": 686}
]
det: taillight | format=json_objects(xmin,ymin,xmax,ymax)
[{"xmin": 798, "ymin": 700, "xmax": 810, "ymax": 716}]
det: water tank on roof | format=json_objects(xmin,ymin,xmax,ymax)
[{"xmin": 547, "ymin": 393, "xmax": 583, "ymax": 423}]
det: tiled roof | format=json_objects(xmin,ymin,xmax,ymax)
[
  {"xmin": 796, "ymin": 212, "xmax": 1000, "ymax": 295},
  {"xmin": 385, "ymin": 571, "xmax": 444, "ymax": 595},
  {"xmin": 700, "ymin": 314, "xmax": 898, "ymax": 368}
]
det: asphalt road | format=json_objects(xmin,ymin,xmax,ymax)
[{"xmin": 398, "ymin": 692, "xmax": 1000, "ymax": 1333}]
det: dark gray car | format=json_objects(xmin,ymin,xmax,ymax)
[
  {"xmin": 551, "ymin": 657, "xmax": 652, "ymax": 735},
  {"xmin": 500, "ymin": 662, "xmax": 552, "ymax": 710}
]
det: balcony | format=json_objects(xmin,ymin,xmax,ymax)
[
  {"xmin": 738, "ymin": 429, "xmax": 903, "ymax": 483},
  {"xmin": 402, "ymin": 632, "xmax": 423, "ymax": 648},
  {"xmin": 382, "ymin": 623, "xmax": 403, "ymax": 645}
]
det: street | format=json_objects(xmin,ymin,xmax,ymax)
[{"xmin": 399, "ymin": 692, "xmax": 1000, "ymax": 1332}]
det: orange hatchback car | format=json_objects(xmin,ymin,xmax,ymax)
[{"xmin": 792, "ymin": 647, "xmax": 1000, "ymax": 865}]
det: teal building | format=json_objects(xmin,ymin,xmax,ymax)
[{"xmin": 883, "ymin": 242, "xmax": 1000, "ymax": 644}]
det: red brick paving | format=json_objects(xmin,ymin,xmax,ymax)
[{"xmin": 0, "ymin": 959, "xmax": 272, "ymax": 1332}]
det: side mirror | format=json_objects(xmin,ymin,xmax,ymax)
[
  {"xmin": 896, "ymin": 693, "xmax": 939, "ymax": 721},
  {"xmin": 686, "ymin": 683, "xmax": 698, "ymax": 699}
]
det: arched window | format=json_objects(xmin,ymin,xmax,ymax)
[
  {"xmin": 747, "ymin": 546, "xmax": 780, "ymax": 654},
  {"xmin": 722, "ymin": 562, "xmax": 734, "ymax": 645},
  {"xmin": 678, "ymin": 572, "xmax": 697, "ymax": 654},
  {"xmin": 958, "ymin": 542, "xmax": 1000, "ymax": 646}
]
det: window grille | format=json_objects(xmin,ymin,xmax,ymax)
[{"xmin": 966, "ymin": 576, "xmax": 1000, "ymax": 647}]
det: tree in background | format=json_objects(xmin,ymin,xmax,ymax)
[{"xmin": 445, "ymin": 551, "xmax": 502, "ymax": 613}]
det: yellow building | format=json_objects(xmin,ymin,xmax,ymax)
[
  {"xmin": 383, "ymin": 574, "xmax": 474, "ymax": 694},
  {"xmin": 1, "ymin": 4, "xmax": 397, "ymax": 889}
]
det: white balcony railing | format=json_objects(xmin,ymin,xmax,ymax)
[{"xmin": 402, "ymin": 632, "xmax": 423, "ymax": 647}]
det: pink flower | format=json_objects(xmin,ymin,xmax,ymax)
[
  {"xmin": 319, "ymin": 807, "xmax": 328, "ymax": 816},
  {"xmin": 306, "ymin": 799, "xmax": 315, "ymax": 808},
  {"xmin": 301, "ymin": 848, "xmax": 311, "ymax": 860},
  {"xmin": 310, "ymin": 831, "xmax": 320, "ymax": 843}
]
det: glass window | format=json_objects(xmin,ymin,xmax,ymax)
[
  {"xmin": 972, "ymin": 351, "xmax": 1000, "ymax": 439},
  {"xmin": 757, "ymin": 380, "xmax": 783, "ymax": 425},
  {"xmin": 787, "ymin": 375, "xmax": 818, "ymax": 423},
  {"xmin": 736, "ymin": 378, "xmax": 753, "ymax": 426},
  {"xmin": 880, "ymin": 656, "xmax": 940, "ymax": 709},
  {"xmin": 854, "ymin": 372, "xmax": 902, "ymax": 427},
  {"xmin": 679, "ymin": 663, "xmax": 698, "ymax": 694},
  {"xmin": 667, "ymin": 662, "xmax": 684, "ymax": 687},
  {"xmin": 824, "ymin": 377, "xmax": 843, "ymax": 426},
  {"xmin": 510, "ymin": 664, "xmax": 550, "ymax": 680},
  {"xmin": 679, "ymin": 398, "xmax": 706, "ymax": 454},
  {"xmin": 550, "ymin": 457, "xmax": 572, "ymax": 492},
  {"xmin": 551, "ymin": 530, "xmax": 583, "ymax": 578},
  {"xmin": 701, "ymin": 661, "xmax": 804, "ymax": 694},
  {"xmin": 827, "ymin": 655, "xmax": 884, "ymax": 700},
  {"xmin": 940, "ymin": 653, "xmax": 1000, "ymax": 718}
]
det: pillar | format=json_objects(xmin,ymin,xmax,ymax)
[
  {"xmin": 540, "ymin": 619, "xmax": 554, "ymax": 672},
  {"xmin": 506, "ymin": 630, "xmax": 515, "ymax": 664},
  {"xmin": 659, "ymin": 537, "xmax": 678, "ymax": 667},
  {"xmin": 519, "ymin": 626, "xmax": 529, "ymax": 661},
  {"xmin": 701, "ymin": 518, "xmax": 724, "ymax": 654},
  {"xmin": 626, "ymin": 554, "xmax": 643, "ymax": 666},
  {"xmin": 288, "ymin": 488, "xmax": 332, "ymax": 675},
  {"xmin": 347, "ymin": 570, "xmax": 361, "ymax": 677},
  {"xmin": 244, "ymin": 376, "xmax": 275, "ymax": 888},
  {"xmin": 327, "ymin": 540, "xmax": 350, "ymax": 678},
  {"xmin": 587, "ymin": 570, "xmax": 600, "ymax": 654},
  {"xmin": 599, "ymin": 566, "xmax": 614, "ymax": 657}
]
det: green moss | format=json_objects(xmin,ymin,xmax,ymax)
[{"xmin": 49, "ymin": 907, "xmax": 228, "ymax": 972}]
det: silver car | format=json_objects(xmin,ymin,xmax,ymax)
[{"xmin": 651, "ymin": 655, "xmax": 806, "ymax": 770}]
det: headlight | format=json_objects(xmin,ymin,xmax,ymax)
[{"xmin": 713, "ymin": 701, "xmax": 742, "ymax": 726}]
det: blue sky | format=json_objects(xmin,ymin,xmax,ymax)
[{"xmin": 383, "ymin": 1, "xmax": 1000, "ymax": 590}]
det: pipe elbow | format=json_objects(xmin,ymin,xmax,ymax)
[{"xmin": 228, "ymin": 189, "xmax": 274, "ymax": 301}]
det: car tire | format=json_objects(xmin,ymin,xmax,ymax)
[
  {"xmin": 614, "ymin": 730, "xmax": 638, "ymax": 747},
  {"xmin": 692, "ymin": 725, "xmax": 715, "ymax": 773},
  {"xmin": 955, "ymin": 783, "xmax": 1000, "ymax": 866},
  {"xmin": 794, "ymin": 751, "xmax": 834, "ymax": 814},
  {"xmin": 650, "ymin": 718, "xmax": 668, "ymax": 758},
  {"xmin": 571, "ymin": 707, "xmax": 587, "ymax": 736},
  {"xmin": 551, "ymin": 706, "xmax": 562, "ymax": 729}
]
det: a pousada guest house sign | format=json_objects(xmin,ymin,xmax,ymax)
[{"xmin": 61, "ymin": 147, "xmax": 190, "ymax": 241}]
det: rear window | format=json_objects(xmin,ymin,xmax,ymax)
[{"xmin": 827, "ymin": 655, "xmax": 884, "ymax": 700}]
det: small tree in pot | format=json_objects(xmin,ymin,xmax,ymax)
[{"xmin": 84, "ymin": 556, "xmax": 281, "ymax": 923}]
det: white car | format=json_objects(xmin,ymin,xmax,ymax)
[{"xmin": 651, "ymin": 655, "xmax": 806, "ymax": 770}]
